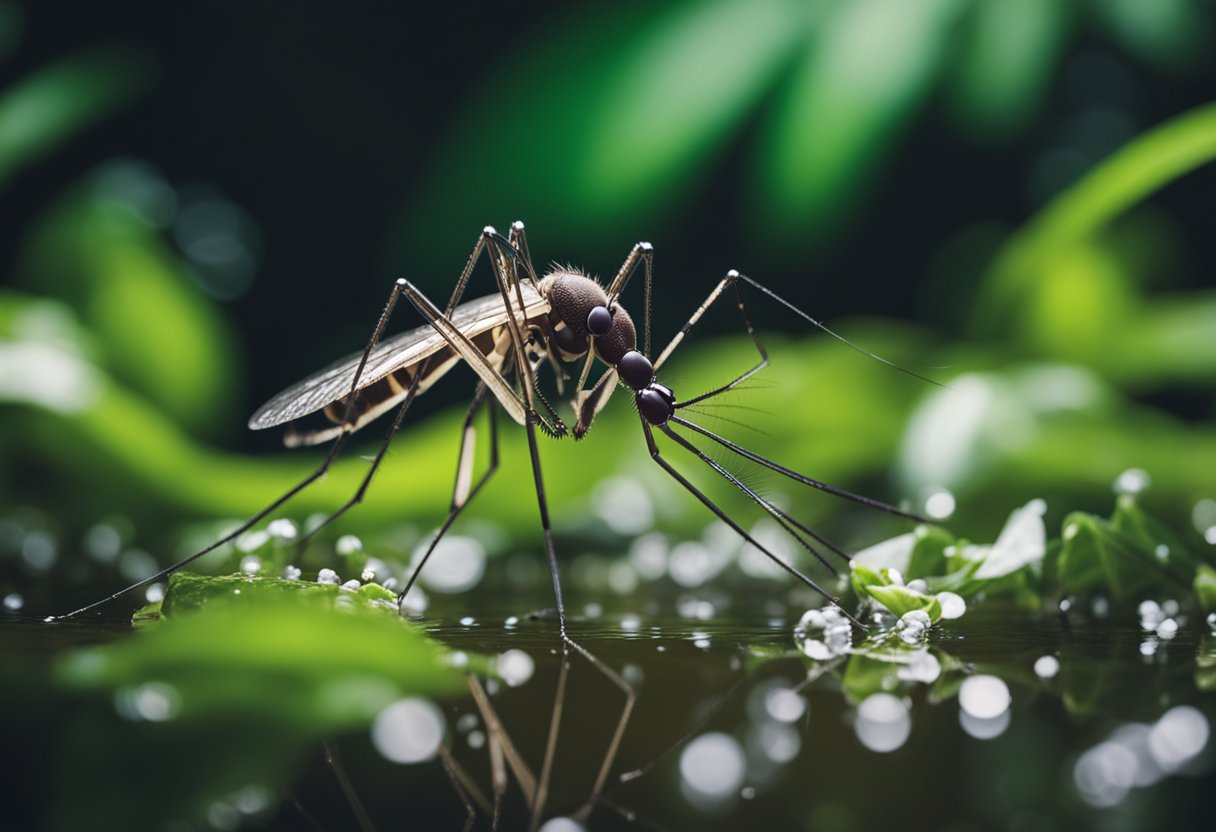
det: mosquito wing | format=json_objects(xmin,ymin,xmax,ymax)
[{"xmin": 248, "ymin": 284, "xmax": 549, "ymax": 430}]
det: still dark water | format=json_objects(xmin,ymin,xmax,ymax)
[{"xmin": 5, "ymin": 584, "xmax": 1212, "ymax": 832}]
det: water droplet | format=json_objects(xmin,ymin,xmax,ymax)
[
  {"xmin": 317, "ymin": 568, "xmax": 340, "ymax": 585},
  {"xmin": 1155, "ymin": 619, "xmax": 1178, "ymax": 640},
  {"xmin": 335, "ymin": 534, "xmax": 362, "ymax": 556},
  {"xmin": 679, "ymin": 733, "xmax": 746, "ymax": 799},
  {"xmin": 283, "ymin": 565, "xmax": 302, "ymax": 581},
  {"xmin": 3, "ymin": 593, "xmax": 24, "ymax": 611},
  {"xmin": 261, "ymin": 519, "xmax": 295, "ymax": 541},
  {"xmin": 467, "ymin": 730, "xmax": 486, "ymax": 750},
  {"xmin": 115, "ymin": 681, "xmax": 181, "ymax": 722},
  {"xmin": 145, "ymin": 583, "xmax": 165, "ymax": 604},
  {"xmin": 764, "ymin": 687, "xmax": 806, "ymax": 723},
  {"xmin": 1034, "ymin": 655, "xmax": 1060, "ymax": 679},
  {"xmin": 959, "ymin": 675, "xmax": 1010, "ymax": 719},
  {"xmin": 538, "ymin": 818, "xmax": 586, "ymax": 832},
  {"xmin": 240, "ymin": 555, "xmax": 262, "ymax": 575},
  {"xmin": 371, "ymin": 698, "xmax": 445, "ymax": 764},
  {"xmin": 340, "ymin": 579, "xmax": 361, "ymax": 592},
  {"xmin": 854, "ymin": 693, "xmax": 911, "ymax": 753},
  {"xmin": 937, "ymin": 592, "xmax": 966, "ymax": 620},
  {"xmin": 459, "ymin": 616, "xmax": 475, "ymax": 627},
  {"xmin": 1148, "ymin": 706, "xmax": 1209, "ymax": 771},
  {"xmin": 496, "ymin": 649, "xmax": 535, "ymax": 687},
  {"xmin": 924, "ymin": 489, "xmax": 956, "ymax": 520},
  {"xmin": 414, "ymin": 535, "xmax": 486, "ymax": 594},
  {"xmin": 1113, "ymin": 468, "xmax": 1151, "ymax": 495},
  {"xmin": 83, "ymin": 523, "xmax": 122, "ymax": 563},
  {"xmin": 21, "ymin": 531, "xmax": 58, "ymax": 571},
  {"xmin": 592, "ymin": 476, "xmax": 654, "ymax": 535}
]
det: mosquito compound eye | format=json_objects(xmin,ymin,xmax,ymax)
[
  {"xmin": 637, "ymin": 386, "xmax": 675, "ymax": 426},
  {"xmin": 618, "ymin": 350, "xmax": 652, "ymax": 390},
  {"xmin": 587, "ymin": 305, "xmax": 613, "ymax": 337}
]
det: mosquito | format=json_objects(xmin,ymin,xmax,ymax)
[{"xmin": 52, "ymin": 221, "xmax": 931, "ymax": 826}]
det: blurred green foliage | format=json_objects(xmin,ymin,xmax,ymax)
[
  {"xmin": 2, "ymin": 5, "xmax": 1215, "ymax": 830},
  {"xmin": 52, "ymin": 575, "xmax": 466, "ymax": 830}
]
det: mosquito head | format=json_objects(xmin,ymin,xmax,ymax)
[{"xmin": 539, "ymin": 271, "xmax": 637, "ymax": 364}]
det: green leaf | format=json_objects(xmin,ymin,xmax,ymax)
[
  {"xmin": 1056, "ymin": 511, "xmax": 1172, "ymax": 600},
  {"xmin": 0, "ymin": 46, "xmax": 152, "ymax": 185},
  {"xmin": 864, "ymin": 584, "xmax": 942, "ymax": 620},
  {"xmin": 946, "ymin": 0, "xmax": 1071, "ymax": 140},
  {"xmin": 753, "ymin": 0, "xmax": 967, "ymax": 240},
  {"xmin": 850, "ymin": 562, "xmax": 888, "ymax": 602},
  {"xmin": 907, "ymin": 525, "xmax": 955, "ymax": 578},
  {"xmin": 979, "ymin": 102, "xmax": 1216, "ymax": 337},
  {"xmin": 54, "ymin": 578, "xmax": 466, "ymax": 829},
  {"xmin": 17, "ymin": 179, "xmax": 240, "ymax": 434}
]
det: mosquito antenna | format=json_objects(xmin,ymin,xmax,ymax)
[
  {"xmin": 641, "ymin": 421, "xmax": 862, "ymax": 627},
  {"xmin": 678, "ymin": 405, "xmax": 771, "ymax": 437},
  {"xmin": 732, "ymin": 271, "xmax": 950, "ymax": 390},
  {"xmin": 670, "ymin": 415, "xmax": 929, "ymax": 524}
]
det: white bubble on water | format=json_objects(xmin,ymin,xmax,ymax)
[
  {"xmin": 413, "ymin": 535, "xmax": 486, "ymax": 594},
  {"xmin": 679, "ymin": 732, "xmax": 746, "ymax": 800},
  {"xmin": 937, "ymin": 592, "xmax": 966, "ymax": 620},
  {"xmin": 3, "ymin": 593, "xmax": 24, "ymax": 611},
  {"xmin": 764, "ymin": 687, "xmax": 806, "ymax": 723},
  {"xmin": 371, "ymin": 698, "xmax": 445, "ymax": 764},
  {"xmin": 1148, "ymin": 706, "xmax": 1209, "ymax": 772},
  {"xmin": 538, "ymin": 818, "xmax": 585, "ymax": 832},
  {"xmin": 925, "ymin": 489, "xmax": 956, "ymax": 520},
  {"xmin": 854, "ymin": 693, "xmax": 911, "ymax": 753},
  {"xmin": 1034, "ymin": 655, "xmax": 1060, "ymax": 680},
  {"xmin": 960, "ymin": 708, "xmax": 1011, "ymax": 740},
  {"xmin": 592, "ymin": 477, "xmax": 654, "ymax": 536},
  {"xmin": 496, "ymin": 649, "xmax": 535, "ymax": 688},
  {"xmin": 1113, "ymin": 468, "xmax": 1151, "ymax": 495},
  {"xmin": 959, "ymin": 675, "xmax": 1010, "ymax": 720}
]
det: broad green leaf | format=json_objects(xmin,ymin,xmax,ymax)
[
  {"xmin": 979, "ymin": 102, "xmax": 1216, "ymax": 337},
  {"xmin": 973, "ymin": 500, "xmax": 1046, "ymax": 580},
  {"xmin": 393, "ymin": 0, "xmax": 806, "ymax": 264},
  {"xmin": 1056, "ymin": 511, "xmax": 1171, "ymax": 601},
  {"xmin": 946, "ymin": 0, "xmax": 1071, "ymax": 140},
  {"xmin": 1110, "ymin": 494, "xmax": 1200, "ymax": 580},
  {"xmin": 906, "ymin": 525, "xmax": 954, "ymax": 578},
  {"xmin": 0, "ymin": 47, "xmax": 151, "ymax": 185},
  {"xmin": 753, "ymin": 0, "xmax": 967, "ymax": 240},
  {"xmin": 54, "ymin": 583, "xmax": 465, "ymax": 830}
]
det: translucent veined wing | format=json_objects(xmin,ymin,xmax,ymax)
[{"xmin": 248, "ymin": 283, "xmax": 549, "ymax": 430}]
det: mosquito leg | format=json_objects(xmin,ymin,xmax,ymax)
[
  {"xmin": 397, "ymin": 383, "xmax": 498, "ymax": 605},
  {"xmin": 520, "ymin": 416, "xmax": 637, "ymax": 828},
  {"xmin": 467, "ymin": 674, "xmax": 537, "ymax": 812},
  {"xmin": 322, "ymin": 741, "xmax": 377, "ymax": 832},
  {"xmin": 638, "ymin": 418, "xmax": 865, "ymax": 629},
  {"xmin": 658, "ymin": 421, "xmax": 848, "ymax": 570},
  {"xmin": 437, "ymin": 742, "xmax": 493, "ymax": 829}
]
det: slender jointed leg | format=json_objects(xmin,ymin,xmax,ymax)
[
  {"xmin": 397, "ymin": 383, "xmax": 499, "ymax": 604},
  {"xmin": 521, "ymin": 415, "xmax": 637, "ymax": 830},
  {"xmin": 638, "ymin": 418, "xmax": 864, "ymax": 628}
]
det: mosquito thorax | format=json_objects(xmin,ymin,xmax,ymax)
[{"xmin": 538, "ymin": 271, "xmax": 637, "ymax": 364}]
